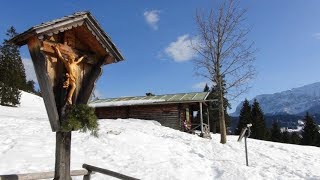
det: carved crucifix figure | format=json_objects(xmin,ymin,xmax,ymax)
[{"xmin": 53, "ymin": 45, "xmax": 86, "ymax": 105}]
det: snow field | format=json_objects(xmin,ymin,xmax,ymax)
[{"xmin": 0, "ymin": 92, "xmax": 320, "ymax": 180}]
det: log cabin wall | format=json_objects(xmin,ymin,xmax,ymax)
[
  {"xmin": 95, "ymin": 103, "xmax": 183, "ymax": 130},
  {"xmin": 95, "ymin": 106, "xmax": 128, "ymax": 119}
]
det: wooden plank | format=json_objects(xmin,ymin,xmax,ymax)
[
  {"xmin": 0, "ymin": 169, "xmax": 89, "ymax": 180},
  {"xmin": 27, "ymin": 37, "xmax": 60, "ymax": 132},
  {"xmin": 82, "ymin": 164, "xmax": 139, "ymax": 180}
]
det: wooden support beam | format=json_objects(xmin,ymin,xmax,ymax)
[
  {"xmin": 27, "ymin": 37, "xmax": 60, "ymax": 132},
  {"xmin": 200, "ymin": 102, "xmax": 204, "ymax": 135},
  {"xmin": 76, "ymin": 55, "xmax": 108, "ymax": 104},
  {"xmin": 54, "ymin": 131, "xmax": 72, "ymax": 180},
  {"xmin": 207, "ymin": 107, "xmax": 210, "ymax": 132}
]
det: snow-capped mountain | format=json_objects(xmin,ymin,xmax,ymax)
[{"xmin": 232, "ymin": 82, "xmax": 320, "ymax": 116}]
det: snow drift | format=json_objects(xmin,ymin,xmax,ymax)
[{"xmin": 0, "ymin": 91, "xmax": 320, "ymax": 179}]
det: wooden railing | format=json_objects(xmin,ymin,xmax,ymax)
[
  {"xmin": 82, "ymin": 164, "xmax": 139, "ymax": 180},
  {"xmin": 0, "ymin": 169, "xmax": 89, "ymax": 180},
  {"xmin": 0, "ymin": 164, "xmax": 140, "ymax": 180}
]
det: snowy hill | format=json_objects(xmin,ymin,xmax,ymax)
[
  {"xmin": 1, "ymin": 92, "xmax": 320, "ymax": 179},
  {"xmin": 232, "ymin": 82, "xmax": 320, "ymax": 116}
]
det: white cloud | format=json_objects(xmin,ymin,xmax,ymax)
[
  {"xmin": 192, "ymin": 81, "xmax": 214, "ymax": 90},
  {"xmin": 313, "ymin": 33, "xmax": 320, "ymax": 39},
  {"xmin": 143, "ymin": 10, "xmax": 160, "ymax": 30},
  {"xmin": 164, "ymin": 34, "xmax": 198, "ymax": 62},
  {"xmin": 22, "ymin": 58, "xmax": 37, "ymax": 83}
]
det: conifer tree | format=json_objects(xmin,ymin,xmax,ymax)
[
  {"xmin": 207, "ymin": 83, "xmax": 231, "ymax": 134},
  {"xmin": 281, "ymin": 130, "xmax": 290, "ymax": 143},
  {"xmin": 203, "ymin": 83, "xmax": 210, "ymax": 92},
  {"xmin": 0, "ymin": 27, "xmax": 26, "ymax": 106},
  {"xmin": 301, "ymin": 113, "xmax": 319, "ymax": 146},
  {"xmin": 270, "ymin": 121, "xmax": 281, "ymax": 142},
  {"xmin": 251, "ymin": 99, "xmax": 266, "ymax": 140},
  {"xmin": 235, "ymin": 99, "xmax": 251, "ymax": 135},
  {"xmin": 289, "ymin": 132, "xmax": 301, "ymax": 145},
  {"xmin": 315, "ymin": 131, "xmax": 320, "ymax": 147}
]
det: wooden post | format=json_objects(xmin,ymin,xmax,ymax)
[
  {"xmin": 83, "ymin": 171, "xmax": 92, "ymax": 180},
  {"xmin": 54, "ymin": 131, "xmax": 72, "ymax": 180},
  {"xmin": 207, "ymin": 107, "xmax": 210, "ymax": 132},
  {"xmin": 199, "ymin": 102, "xmax": 203, "ymax": 136}
]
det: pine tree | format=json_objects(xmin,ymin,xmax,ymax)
[
  {"xmin": 25, "ymin": 80, "xmax": 37, "ymax": 94},
  {"xmin": 0, "ymin": 27, "xmax": 26, "ymax": 106},
  {"xmin": 281, "ymin": 130, "xmax": 290, "ymax": 143},
  {"xmin": 235, "ymin": 99, "xmax": 251, "ymax": 135},
  {"xmin": 251, "ymin": 99, "xmax": 267, "ymax": 140},
  {"xmin": 289, "ymin": 132, "xmax": 301, "ymax": 145},
  {"xmin": 203, "ymin": 83, "xmax": 210, "ymax": 92},
  {"xmin": 301, "ymin": 113, "xmax": 319, "ymax": 146},
  {"xmin": 270, "ymin": 121, "xmax": 281, "ymax": 142},
  {"xmin": 315, "ymin": 130, "xmax": 320, "ymax": 147},
  {"xmin": 207, "ymin": 83, "xmax": 231, "ymax": 134}
]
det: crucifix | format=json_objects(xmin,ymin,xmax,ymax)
[
  {"xmin": 41, "ymin": 35, "xmax": 92, "ymax": 106},
  {"xmin": 52, "ymin": 45, "xmax": 86, "ymax": 105}
]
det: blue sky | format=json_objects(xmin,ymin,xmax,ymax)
[{"xmin": 1, "ymin": 0, "xmax": 320, "ymax": 112}]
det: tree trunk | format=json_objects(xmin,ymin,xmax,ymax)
[
  {"xmin": 54, "ymin": 131, "xmax": 72, "ymax": 180},
  {"xmin": 218, "ymin": 77, "xmax": 227, "ymax": 144}
]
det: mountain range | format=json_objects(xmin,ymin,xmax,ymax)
[{"xmin": 232, "ymin": 82, "xmax": 320, "ymax": 116}]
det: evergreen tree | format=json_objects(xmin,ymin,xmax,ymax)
[
  {"xmin": 203, "ymin": 83, "xmax": 210, "ymax": 92},
  {"xmin": 207, "ymin": 82, "xmax": 231, "ymax": 134},
  {"xmin": 315, "ymin": 130, "xmax": 320, "ymax": 147},
  {"xmin": 281, "ymin": 130, "xmax": 290, "ymax": 143},
  {"xmin": 25, "ymin": 80, "xmax": 37, "ymax": 94},
  {"xmin": 301, "ymin": 113, "xmax": 319, "ymax": 146},
  {"xmin": 289, "ymin": 132, "xmax": 301, "ymax": 145},
  {"xmin": 251, "ymin": 99, "xmax": 267, "ymax": 140},
  {"xmin": 270, "ymin": 121, "xmax": 281, "ymax": 142},
  {"xmin": 235, "ymin": 99, "xmax": 251, "ymax": 135},
  {"xmin": 0, "ymin": 27, "xmax": 26, "ymax": 106}
]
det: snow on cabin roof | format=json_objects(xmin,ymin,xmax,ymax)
[
  {"xmin": 89, "ymin": 92, "xmax": 212, "ymax": 108},
  {"xmin": 10, "ymin": 11, "xmax": 123, "ymax": 62}
]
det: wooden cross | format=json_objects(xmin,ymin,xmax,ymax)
[{"xmin": 41, "ymin": 41, "xmax": 97, "ymax": 64}]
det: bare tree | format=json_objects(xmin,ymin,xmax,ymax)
[{"xmin": 193, "ymin": 0, "xmax": 255, "ymax": 144}]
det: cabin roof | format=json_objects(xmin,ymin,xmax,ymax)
[
  {"xmin": 90, "ymin": 92, "xmax": 215, "ymax": 108},
  {"xmin": 10, "ymin": 11, "xmax": 123, "ymax": 62}
]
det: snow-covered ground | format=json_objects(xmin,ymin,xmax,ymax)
[{"xmin": 1, "ymin": 92, "xmax": 320, "ymax": 180}]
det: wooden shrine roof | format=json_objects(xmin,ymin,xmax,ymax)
[{"xmin": 10, "ymin": 11, "xmax": 124, "ymax": 62}]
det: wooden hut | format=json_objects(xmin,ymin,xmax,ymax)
[{"xmin": 90, "ymin": 92, "xmax": 216, "ymax": 137}]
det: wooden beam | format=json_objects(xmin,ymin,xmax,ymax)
[
  {"xmin": 54, "ymin": 132, "xmax": 72, "ymax": 180},
  {"xmin": 27, "ymin": 37, "xmax": 60, "ymax": 132},
  {"xmin": 41, "ymin": 41, "xmax": 99, "ymax": 64},
  {"xmin": 76, "ymin": 55, "xmax": 108, "ymax": 104},
  {"xmin": 0, "ymin": 169, "xmax": 89, "ymax": 180},
  {"xmin": 200, "ymin": 102, "xmax": 203, "ymax": 135},
  {"xmin": 207, "ymin": 107, "xmax": 210, "ymax": 132}
]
